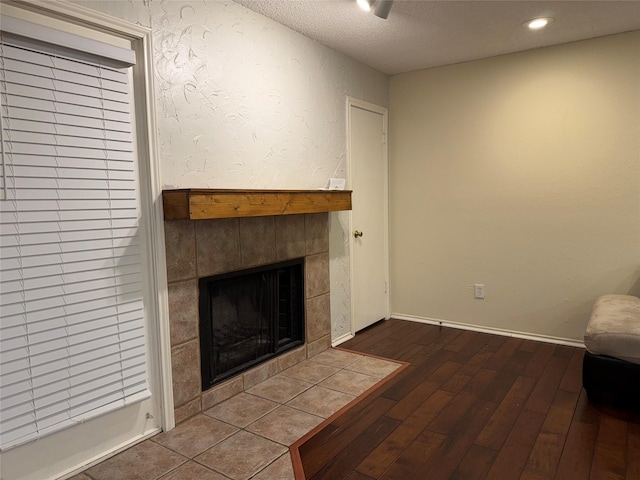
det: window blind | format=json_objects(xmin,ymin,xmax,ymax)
[{"xmin": 0, "ymin": 29, "xmax": 150, "ymax": 450}]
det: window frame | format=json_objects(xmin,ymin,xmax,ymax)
[{"xmin": 0, "ymin": 0, "xmax": 173, "ymax": 475}]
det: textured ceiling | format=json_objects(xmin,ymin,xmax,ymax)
[{"xmin": 233, "ymin": 0, "xmax": 640, "ymax": 74}]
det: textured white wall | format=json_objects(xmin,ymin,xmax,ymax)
[
  {"xmin": 390, "ymin": 31, "xmax": 640, "ymax": 342},
  {"xmin": 78, "ymin": 0, "xmax": 389, "ymax": 340}
]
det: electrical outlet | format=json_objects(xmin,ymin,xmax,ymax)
[{"xmin": 474, "ymin": 284, "xmax": 485, "ymax": 299}]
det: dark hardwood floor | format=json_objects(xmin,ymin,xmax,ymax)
[{"xmin": 297, "ymin": 319, "xmax": 640, "ymax": 480}]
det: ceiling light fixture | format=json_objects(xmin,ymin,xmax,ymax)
[
  {"xmin": 357, "ymin": 0, "xmax": 372, "ymax": 12},
  {"xmin": 524, "ymin": 17, "xmax": 554, "ymax": 30},
  {"xmin": 356, "ymin": 0, "xmax": 394, "ymax": 19},
  {"xmin": 373, "ymin": 0, "xmax": 394, "ymax": 19}
]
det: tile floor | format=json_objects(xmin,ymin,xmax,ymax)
[{"xmin": 71, "ymin": 348, "xmax": 402, "ymax": 480}]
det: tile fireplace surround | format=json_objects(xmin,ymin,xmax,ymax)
[{"xmin": 164, "ymin": 213, "xmax": 332, "ymax": 424}]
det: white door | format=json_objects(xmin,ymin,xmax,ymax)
[{"xmin": 349, "ymin": 99, "xmax": 388, "ymax": 332}]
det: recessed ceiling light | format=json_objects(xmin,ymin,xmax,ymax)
[{"xmin": 524, "ymin": 17, "xmax": 554, "ymax": 30}]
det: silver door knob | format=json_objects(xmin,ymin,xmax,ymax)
[{"xmin": 354, "ymin": 230, "xmax": 363, "ymax": 238}]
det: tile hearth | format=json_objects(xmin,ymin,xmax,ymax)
[{"xmin": 72, "ymin": 349, "xmax": 402, "ymax": 480}]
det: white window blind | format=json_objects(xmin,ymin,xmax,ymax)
[{"xmin": 0, "ymin": 26, "xmax": 150, "ymax": 451}]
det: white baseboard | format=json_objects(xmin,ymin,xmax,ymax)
[
  {"xmin": 59, "ymin": 427, "xmax": 161, "ymax": 480},
  {"xmin": 331, "ymin": 332, "xmax": 355, "ymax": 347},
  {"xmin": 392, "ymin": 313, "xmax": 585, "ymax": 349}
]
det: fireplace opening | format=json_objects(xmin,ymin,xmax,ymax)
[{"xmin": 199, "ymin": 258, "xmax": 305, "ymax": 390}]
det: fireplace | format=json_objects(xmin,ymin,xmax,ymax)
[
  {"xmin": 199, "ymin": 258, "xmax": 305, "ymax": 388},
  {"xmin": 162, "ymin": 190, "xmax": 352, "ymax": 424},
  {"xmin": 164, "ymin": 213, "xmax": 334, "ymax": 424}
]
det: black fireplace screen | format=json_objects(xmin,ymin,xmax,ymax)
[{"xmin": 199, "ymin": 258, "xmax": 305, "ymax": 389}]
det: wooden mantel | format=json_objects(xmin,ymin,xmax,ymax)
[{"xmin": 162, "ymin": 189, "xmax": 352, "ymax": 220}]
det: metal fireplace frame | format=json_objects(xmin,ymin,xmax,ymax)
[{"xmin": 198, "ymin": 257, "xmax": 305, "ymax": 390}]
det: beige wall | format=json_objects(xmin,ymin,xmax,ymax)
[{"xmin": 389, "ymin": 31, "xmax": 640, "ymax": 342}]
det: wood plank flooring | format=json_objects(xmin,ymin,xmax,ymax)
[{"xmin": 296, "ymin": 319, "xmax": 640, "ymax": 480}]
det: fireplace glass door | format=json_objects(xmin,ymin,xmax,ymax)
[{"xmin": 199, "ymin": 258, "xmax": 304, "ymax": 389}]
